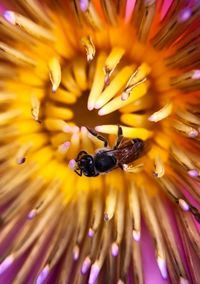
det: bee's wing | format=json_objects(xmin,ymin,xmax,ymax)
[{"xmin": 105, "ymin": 140, "xmax": 138, "ymax": 165}]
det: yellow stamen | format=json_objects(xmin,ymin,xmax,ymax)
[
  {"xmin": 16, "ymin": 142, "xmax": 32, "ymax": 164},
  {"xmin": 173, "ymin": 120, "xmax": 198, "ymax": 138},
  {"xmin": 16, "ymin": 71, "xmax": 44, "ymax": 87},
  {"xmin": 82, "ymin": 2, "xmax": 103, "ymax": 30},
  {"xmin": 89, "ymin": 188, "xmax": 103, "ymax": 234},
  {"xmin": 101, "ymin": 0, "xmax": 117, "ymax": 26},
  {"xmin": 67, "ymin": 132, "xmax": 80, "ymax": 159},
  {"xmin": 50, "ymin": 133, "xmax": 69, "ymax": 148},
  {"xmin": 17, "ymin": 133, "xmax": 48, "ymax": 153},
  {"xmin": 104, "ymin": 186, "xmax": 117, "ymax": 221},
  {"xmin": 16, "ymin": 0, "xmax": 52, "ymax": 27},
  {"xmin": 58, "ymin": 142, "xmax": 71, "ymax": 154},
  {"xmin": 120, "ymin": 113, "xmax": 150, "ymax": 128},
  {"xmin": 0, "ymin": 15, "xmax": 37, "ymax": 46},
  {"xmin": 0, "ymin": 142, "xmax": 18, "ymax": 160},
  {"xmin": 87, "ymin": 52, "xmax": 107, "ymax": 110},
  {"xmin": 81, "ymin": 126, "xmax": 93, "ymax": 151},
  {"xmin": 49, "ymin": 88, "xmax": 77, "ymax": 104},
  {"xmin": 129, "ymin": 182, "xmax": 141, "ymax": 241},
  {"xmin": 170, "ymin": 69, "xmax": 200, "ymax": 91},
  {"xmin": 132, "ymin": 240, "xmax": 143, "ymax": 283},
  {"xmin": 16, "ymin": 120, "xmax": 42, "ymax": 135},
  {"xmin": 137, "ymin": 0, "xmax": 156, "ymax": 43},
  {"xmin": 153, "ymin": 156, "xmax": 165, "ymax": 178},
  {"xmin": 75, "ymin": 189, "xmax": 89, "ymax": 244},
  {"xmin": 44, "ymin": 119, "xmax": 75, "ymax": 133},
  {"xmin": 171, "ymin": 145, "xmax": 198, "ymax": 174},
  {"xmin": 0, "ymin": 109, "xmax": 21, "ymax": 126},
  {"xmin": 148, "ymin": 144, "xmax": 168, "ymax": 162},
  {"xmin": 0, "ymin": 42, "xmax": 35, "ymax": 66},
  {"xmin": 31, "ymin": 95, "xmax": 40, "ymax": 122},
  {"xmin": 30, "ymin": 147, "xmax": 53, "ymax": 169},
  {"xmin": 62, "ymin": 66, "xmax": 81, "ymax": 96},
  {"xmin": 120, "ymin": 93, "xmax": 153, "ymax": 113},
  {"xmin": 95, "ymin": 125, "xmax": 152, "ymax": 140},
  {"xmin": 176, "ymin": 108, "xmax": 200, "ymax": 127},
  {"xmin": 98, "ymin": 81, "xmax": 150, "ymax": 115},
  {"xmin": 121, "ymin": 78, "xmax": 147, "ymax": 101},
  {"xmin": 0, "ymin": 64, "xmax": 17, "ymax": 78},
  {"xmin": 4, "ymin": 10, "xmax": 54, "ymax": 41},
  {"xmin": 148, "ymin": 103, "xmax": 173, "ymax": 122},
  {"xmin": 45, "ymin": 103, "xmax": 73, "ymax": 120},
  {"xmin": 154, "ymin": 197, "xmax": 189, "ymax": 282},
  {"xmin": 140, "ymin": 188, "xmax": 168, "ymax": 279},
  {"xmin": 123, "ymin": 163, "xmax": 144, "ymax": 173},
  {"xmin": 81, "ymin": 35, "xmax": 95, "ymax": 62},
  {"xmin": 95, "ymin": 65, "xmax": 135, "ymax": 109},
  {"xmin": 72, "ymin": 58, "xmax": 88, "ymax": 90},
  {"xmin": 48, "ymin": 57, "xmax": 61, "ymax": 92},
  {"xmin": 28, "ymin": 180, "xmax": 61, "ymax": 219},
  {"xmin": 121, "ymin": 63, "xmax": 151, "ymax": 101},
  {"xmin": 115, "ymin": 189, "xmax": 125, "ymax": 245},
  {"xmin": 104, "ymin": 47, "xmax": 125, "ymax": 85},
  {"xmin": 89, "ymin": 225, "xmax": 111, "ymax": 284},
  {"xmin": 159, "ymin": 177, "xmax": 179, "ymax": 201}
]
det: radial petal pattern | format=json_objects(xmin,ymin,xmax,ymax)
[{"xmin": 0, "ymin": 1, "xmax": 200, "ymax": 284}]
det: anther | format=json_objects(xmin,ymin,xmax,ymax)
[{"xmin": 81, "ymin": 35, "xmax": 95, "ymax": 62}]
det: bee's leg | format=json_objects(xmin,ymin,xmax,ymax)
[
  {"xmin": 75, "ymin": 169, "xmax": 82, "ymax": 176},
  {"xmin": 76, "ymin": 150, "xmax": 88, "ymax": 161},
  {"xmin": 118, "ymin": 163, "xmax": 124, "ymax": 170},
  {"xmin": 86, "ymin": 127, "xmax": 108, "ymax": 147},
  {"xmin": 114, "ymin": 125, "xmax": 123, "ymax": 149}
]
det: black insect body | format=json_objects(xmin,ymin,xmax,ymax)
[{"xmin": 73, "ymin": 126, "xmax": 145, "ymax": 177}]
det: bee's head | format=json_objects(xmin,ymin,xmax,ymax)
[{"xmin": 69, "ymin": 152, "xmax": 97, "ymax": 177}]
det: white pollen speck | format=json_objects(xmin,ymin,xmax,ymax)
[
  {"xmin": 178, "ymin": 199, "xmax": 190, "ymax": 211},
  {"xmin": 188, "ymin": 169, "xmax": 199, "ymax": 177},
  {"xmin": 188, "ymin": 128, "xmax": 198, "ymax": 138},
  {"xmin": 111, "ymin": 242, "xmax": 119, "ymax": 257},
  {"xmin": 157, "ymin": 256, "xmax": 168, "ymax": 279},
  {"xmin": 63, "ymin": 125, "xmax": 72, "ymax": 133},
  {"xmin": 98, "ymin": 108, "xmax": 106, "ymax": 116},
  {"xmin": 88, "ymin": 262, "xmax": 100, "ymax": 284},
  {"xmin": 36, "ymin": 266, "xmax": 50, "ymax": 284},
  {"xmin": 52, "ymin": 84, "xmax": 57, "ymax": 93},
  {"xmin": 81, "ymin": 257, "xmax": 91, "ymax": 274},
  {"xmin": 68, "ymin": 159, "xmax": 76, "ymax": 170},
  {"xmin": 0, "ymin": 255, "xmax": 14, "ymax": 275},
  {"xmin": 132, "ymin": 230, "xmax": 141, "ymax": 241},
  {"xmin": 4, "ymin": 11, "xmax": 16, "ymax": 24},
  {"xmin": 80, "ymin": 0, "xmax": 89, "ymax": 12},
  {"xmin": 27, "ymin": 209, "xmax": 37, "ymax": 219},
  {"xmin": 58, "ymin": 141, "xmax": 70, "ymax": 153},
  {"xmin": 88, "ymin": 228, "xmax": 95, "ymax": 238},
  {"xmin": 121, "ymin": 92, "xmax": 129, "ymax": 101},
  {"xmin": 180, "ymin": 276, "xmax": 189, "ymax": 284},
  {"xmin": 87, "ymin": 101, "xmax": 94, "ymax": 111},
  {"xmin": 192, "ymin": 70, "xmax": 200, "ymax": 80},
  {"xmin": 117, "ymin": 279, "xmax": 125, "ymax": 284},
  {"xmin": 178, "ymin": 8, "xmax": 191, "ymax": 22},
  {"xmin": 73, "ymin": 245, "xmax": 80, "ymax": 261}
]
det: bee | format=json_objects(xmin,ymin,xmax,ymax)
[{"xmin": 70, "ymin": 126, "xmax": 146, "ymax": 177}]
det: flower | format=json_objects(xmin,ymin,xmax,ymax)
[{"xmin": 0, "ymin": 1, "xmax": 200, "ymax": 284}]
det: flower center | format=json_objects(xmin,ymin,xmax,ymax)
[
  {"xmin": 43, "ymin": 49, "xmax": 162, "ymax": 148},
  {"xmin": 70, "ymin": 90, "xmax": 122, "ymax": 127}
]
